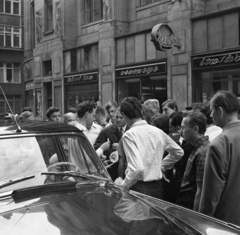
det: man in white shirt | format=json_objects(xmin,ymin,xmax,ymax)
[
  {"xmin": 74, "ymin": 101, "xmax": 110, "ymax": 158},
  {"xmin": 115, "ymin": 97, "xmax": 184, "ymax": 199},
  {"xmin": 75, "ymin": 101, "xmax": 102, "ymax": 145}
]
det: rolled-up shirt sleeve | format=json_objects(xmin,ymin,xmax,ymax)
[
  {"xmin": 199, "ymin": 143, "xmax": 226, "ymax": 216},
  {"xmin": 161, "ymin": 133, "xmax": 184, "ymax": 170},
  {"xmin": 121, "ymin": 135, "xmax": 144, "ymax": 189}
]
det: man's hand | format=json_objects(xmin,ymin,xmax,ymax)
[
  {"xmin": 114, "ymin": 177, "xmax": 123, "ymax": 185},
  {"xmin": 112, "ymin": 143, "xmax": 119, "ymax": 150},
  {"xmin": 100, "ymin": 139, "xmax": 110, "ymax": 151}
]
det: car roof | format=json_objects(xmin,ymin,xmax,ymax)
[{"xmin": 0, "ymin": 121, "xmax": 82, "ymax": 135}]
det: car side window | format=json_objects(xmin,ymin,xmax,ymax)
[{"xmin": 59, "ymin": 136, "xmax": 98, "ymax": 175}]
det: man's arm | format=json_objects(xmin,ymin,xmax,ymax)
[
  {"xmin": 199, "ymin": 144, "xmax": 226, "ymax": 215},
  {"xmin": 194, "ymin": 181, "xmax": 202, "ymax": 211},
  {"xmin": 162, "ymin": 133, "xmax": 184, "ymax": 170},
  {"xmin": 120, "ymin": 135, "xmax": 144, "ymax": 189}
]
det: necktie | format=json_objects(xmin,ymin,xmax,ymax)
[{"xmin": 120, "ymin": 127, "xmax": 124, "ymax": 137}]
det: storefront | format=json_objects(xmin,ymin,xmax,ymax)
[
  {"xmin": 115, "ymin": 61, "xmax": 167, "ymax": 104},
  {"xmin": 192, "ymin": 50, "xmax": 240, "ymax": 102},
  {"xmin": 64, "ymin": 72, "xmax": 99, "ymax": 110}
]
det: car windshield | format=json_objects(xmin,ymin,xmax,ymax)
[{"xmin": 0, "ymin": 134, "xmax": 108, "ymax": 192}]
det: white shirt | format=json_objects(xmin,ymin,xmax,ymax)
[
  {"xmin": 121, "ymin": 120, "xmax": 184, "ymax": 189},
  {"xmin": 75, "ymin": 122, "xmax": 102, "ymax": 145},
  {"xmin": 205, "ymin": 125, "xmax": 222, "ymax": 142},
  {"xmin": 75, "ymin": 122, "xmax": 103, "ymax": 157}
]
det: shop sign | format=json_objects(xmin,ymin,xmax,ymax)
[
  {"xmin": 116, "ymin": 62, "xmax": 166, "ymax": 78},
  {"xmin": 64, "ymin": 73, "xmax": 98, "ymax": 84},
  {"xmin": 193, "ymin": 51, "xmax": 240, "ymax": 68},
  {"xmin": 25, "ymin": 82, "xmax": 33, "ymax": 90},
  {"xmin": 151, "ymin": 23, "xmax": 176, "ymax": 51}
]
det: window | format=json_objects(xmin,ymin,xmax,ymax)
[
  {"xmin": 0, "ymin": 26, "xmax": 21, "ymax": 48},
  {"xmin": 84, "ymin": 0, "xmax": 103, "ymax": 24},
  {"xmin": 64, "ymin": 45, "xmax": 99, "ymax": 74},
  {"xmin": 0, "ymin": 0, "xmax": 20, "ymax": 15},
  {"xmin": 44, "ymin": 0, "xmax": 53, "ymax": 32},
  {"xmin": 138, "ymin": 0, "xmax": 161, "ymax": 6},
  {"xmin": 0, "ymin": 63, "xmax": 20, "ymax": 83},
  {"xmin": 43, "ymin": 60, "xmax": 52, "ymax": 76}
]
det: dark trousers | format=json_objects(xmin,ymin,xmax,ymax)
[{"xmin": 130, "ymin": 180, "xmax": 163, "ymax": 199}]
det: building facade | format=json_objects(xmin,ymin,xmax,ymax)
[
  {"xmin": 191, "ymin": 0, "xmax": 240, "ymax": 103},
  {"xmin": 0, "ymin": 0, "xmax": 24, "ymax": 120},
  {"xmin": 23, "ymin": 0, "xmax": 240, "ymax": 117}
]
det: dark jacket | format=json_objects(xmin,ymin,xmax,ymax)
[
  {"xmin": 199, "ymin": 121, "xmax": 240, "ymax": 226},
  {"xmin": 94, "ymin": 125, "xmax": 127, "ymax": 180}
]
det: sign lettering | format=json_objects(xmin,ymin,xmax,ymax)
[
  {"xmin": 193, "ymin": 52, "xmax": 240, "ymax": 68},
  {"xmin": 151, "ymin": 23, "xmax": 176, "ymax": 51},
  {"xmin": 116, "ymin": 63, "xmax": 166, "ymax": 78},
  {"xmin": 64, "ymin": 73, "xmax": 97, "ymax": 84}
]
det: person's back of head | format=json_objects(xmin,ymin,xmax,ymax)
[
  {"xmin": 22, "ymin": 107, "xmax": 32, "ymax": 113},
  {"xmin": 19, "ymin": 111, "xmax": 34, "ymax": 122},
  {"xmin": 210, "ymin": 90, "xmax": 240, "ymax": 114},
  {"xmin": 120, "ymin": 97, "xmax": 142, "ymax": 120},
  {"xmin": 68, "ymin": 107, "xmax": 77, "ymax": 114},
  {"xmin": 169, "ymin": 111, "xmax": 183, "ymax": 128},
  {"xmin": 192, "ymin": 102, "xmax": 213, "ymax": 125},
  {"xmin": 77, "ymin": 101, "xmax": 96, "ymax": 119},
  {"xmin": 143, "ymin": 99, "xmax": 160, "ymax": 115},
  {"xmin": 142, "ymin": 104, "xmax": 155, "ymax": 124},
  {"xmin": 152, "ymin": 114, "xmax": 169, "ymax": 134},
  {"xmin": 63, "ymin": 112, "xmax": 77, "ymax": 124}
]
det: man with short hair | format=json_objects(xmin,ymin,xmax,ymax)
[
  {"xmin": 162, "ymin": 99, "xmax": 178, "ymax": 117},
  {"xmin": 199, "ymin": 91, "xmax": 240, "ymax": 226},
  {"xmin": 169, "ymin": 111, "xmax": 194, "ymax": 203},
  {"xmin": 115, "ymin": 97, "xmax": 183, "ymax": 199},
  {"xmin": 63, "ymin": 112, "xmax": 77, "ymax": 125},
  {"xmin": 192, "ymin": 101, "xmax": 222, "ymax": 141},
  {"xmin": 46, "ymin": 107, "xmax": 61, "ymax": 122},
  {"xmin": 94, "ymin": 107, "xmax": 127, "ymax": 180},
  {"xmin": 176, "ymin": 111, "xmax": 210, "ymax": 211},
  {"xmin": 105, "ymin": 100, "xmax": 118, "ymax": 126},
  {"xmin": 75, "ymin": 101, "xmax": 102, "ymax": 145},
  {"xmin": 94, "ymin": 105, "xmax": 107, "ymax": 128}
]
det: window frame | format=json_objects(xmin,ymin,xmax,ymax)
[
  {"xmin": 0, "ymin": 62, "xmax": 21, "ymax": 83},
  {"xmin": 44, "ymin": 0, "xmax": 53, "ymax": 32},
  {"xmin": 0, "ymin": 0, "xmax": 20, "ymax": 15},
  {"xmin": 0, "ymin": 25, "xmax": 21, "ymax": 48},
  {"xmin": 84, "ymin": 0, "xmax": 103, "ymax": 24}
]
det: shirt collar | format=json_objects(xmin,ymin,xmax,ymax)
[
  {"xmin": 130, "ymin": 120, "xmax": 147, "ymax": 128},
  {"xmin": 75, "ymin": 122, "xmax": 87, "ymax": 131},
  {"xmin": 194, "ymin": 135, "xmax": 209, "ymax": 148},
  {"xmin": 118, "ymin": 124, "xmax": 127, "ymax": 132}
]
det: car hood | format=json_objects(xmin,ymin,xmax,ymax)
[{"xmin": 0, "ymin": 183, "xmax": 239, "ymax": 235}]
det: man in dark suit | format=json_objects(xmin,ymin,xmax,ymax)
[{"xmin": 94, "ymin": 107, "xmax": 127, "ymax": 180}]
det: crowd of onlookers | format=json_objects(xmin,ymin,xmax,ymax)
[{"xmin": 3, "ymin": 90, "xmax": 240, "ymax": 227}]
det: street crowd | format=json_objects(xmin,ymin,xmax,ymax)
[{"xmin": 6, "ymin": 90, "xmax": 240, "ymax": 227}]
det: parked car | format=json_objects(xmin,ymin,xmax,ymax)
[{"xmin": 0, "ymin": 121, "xmax": 239, "ymax": 235}]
